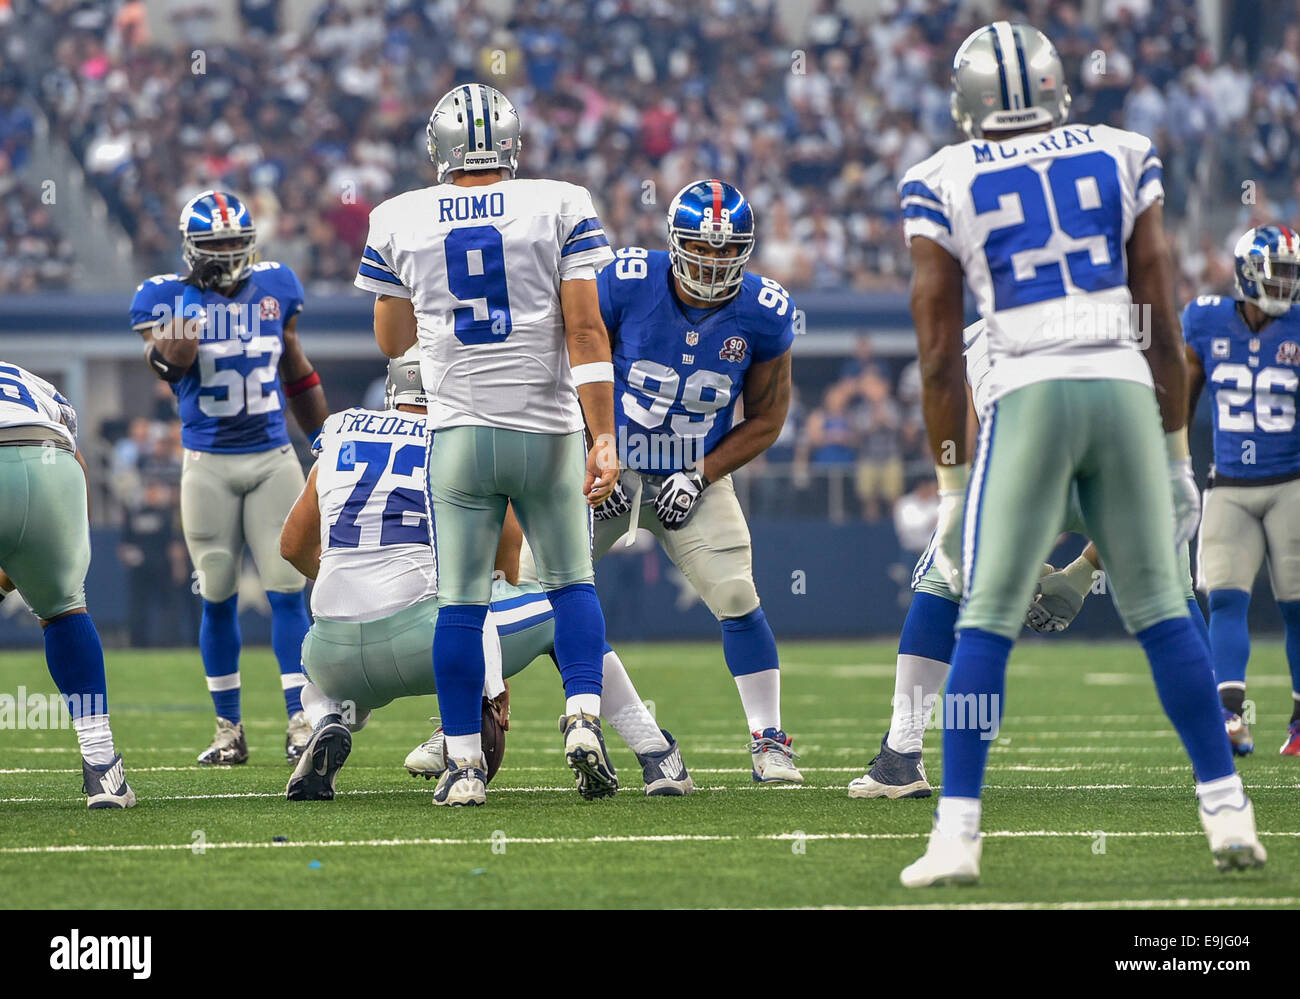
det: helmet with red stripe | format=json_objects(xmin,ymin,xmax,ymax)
[
  {"xmin": 178, "ymin": 189, "xmax": 257, "ymax": 287},
  {"xmin": 1234, "ymin": 225, "xmax": 1300, "ymax": 317},
  {"xmin": 666, "ymin": 179, "xmax": 755, "ymax": 303}
]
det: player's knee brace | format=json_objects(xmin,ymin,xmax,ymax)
[{"xmin": 708, "ymin": 575, "xmax": 760, "ymax": 621}]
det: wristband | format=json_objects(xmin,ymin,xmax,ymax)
[
  {"xmin": 1165, "ymin": 428, "xmax": 1190, "ymax": 461},
  {"xmin": 935, "ymin": 462, "xmax": 970, "ymax": 492},
  {"xmin": 1062, "ymin": 555, "xmax": 1098, "ymax": 599},
  {"xmin": 572, "ymin": 362, "xmax": 614, "ymax": 386},
  {"xmin": 285, "ymin": 370, "xmax": 322, "ymax": 398}
]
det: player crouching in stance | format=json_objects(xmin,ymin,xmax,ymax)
[
  {"xmin": 130, "ymin": 191, "xmax": 329, "ymax": 765},
  {"xmin": 0, "ymin": 363, "xmax": 134, "ymax": 807},
  {"xmin": 279, "ymin": 352, "xmax": 692, "ymax": 803},
  {"xmin": 593, "ymin": 179, "xmax": 801, "ymax": 782},
  {"xmin": 1185, "ymin": 226, "xmax": 1300, "ymax": 757}
]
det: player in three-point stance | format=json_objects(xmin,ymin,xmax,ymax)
[
  {"xmin": 0, "ymin": 362, "xmax": 135, "ymax": 806},
  {"xmin": 1185, "ymin": 225, "xmax": 1300, "ymax": 758},
  {"xmin": 358, "ymin": 84, "xmax": 620, "ymax": 805},
  {"xmin": 585, "ymin": 179, "xmax": 800, "ymax": 782},
  {"xmin": 131, "ymin": 190, "xmax": 329, "ymax": 765},
  {"xmin": 898, "ymin": 21, "xmax": 1261, "ymax": 885}
]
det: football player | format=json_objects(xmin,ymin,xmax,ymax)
[
  {"xmin": 0, "ymin": 362, "xmax": 135, "ymax": 807},
  {"xmin": 898, "ymin": 21, "xmax": 1260, "ymax": 885},
  {"xmin": 130, "ymin": 191, "xmax": 330, "ymax": 765},
  {"xmin": 1185, "ymin": 225, "xmax": 1300, "ymax": 757},
  {"xmin": 358, "ymin": 85, "xmax": 618, "ymax": 806},
  {"xmin": 587, "ymin": 179, "xmax": 799, "ymax": 782},
  {"xmin": 279, "ymin": 350, "xmax": 692, "ymax": 801}
]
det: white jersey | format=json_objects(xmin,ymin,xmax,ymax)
[
  {"xmin": 901, "ymin": 123, "xmax": 1163, "ymax": 406},
  {"xmin": 0, "ymin": 362, "xmax": 76, "ymax": 447},
  {"xmin": 356, "ymin": 178, "xmax": 615, "ymax": 434},
  {"xmin": 963, "ymin": 320, "xmax": 992, "ymax": 414},
  {"xmin": 311, "ymin": 408, "xmax": 435, "ymax": 623}
]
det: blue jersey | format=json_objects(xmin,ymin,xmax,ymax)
[
  {"xmin": 598, "ymin": 248, "xmax": 795, "ymax": 476},
  {"xmin": 130, "ymin": 262, "xmax": 305, "ymax": 453},
  {"xmin": 1184, "ymin": 295, "xmax": 1300, "ymax": 483}
]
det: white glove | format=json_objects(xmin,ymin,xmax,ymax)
[
  {"xmin": 1167, "ymin": 430, "xmax": 1201, "ymax": 547},
  {"xmin": 932, "ymin": 464, "xmax": 969, "ymax": 596},
  {"xmin": 593, "ymin": 479, "xmax": 632, "ymax": 522},
  {"xmin": 1026, "ymin": 557, "xmax": 1094, "ymax": 633},
  {"xmin": 654, "ymin": 471, "xmax": 707, "ymax": 530}
]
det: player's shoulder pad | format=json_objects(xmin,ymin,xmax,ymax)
[
  {"xmin": 736, "ymin": 269, "xmax": 797, "ymax": 341},
  {"xmin": 129, "ymin": 273, "xmax": 184, "ymax": 328},
  {"xmin": 1092, "ymin": 122, "xmax": 1154, "ymax": 155},
  {"xmin": 898, "ymin": 145, "xmax": 952, "ymax": 201},
  {"xmin": 962, "ymin": 318, "xmax": 987, "ymax": 345},
  {"xmin": 311, "ymin": 409, "xmax": 360, "ymax": 456},
  {"xmin": 368, "ymin": 188, "xmax": 427, "ymax": 231},
  {"xmin": 1182, "ymin": 294, "xmax": 1231, "ymax": 341}
]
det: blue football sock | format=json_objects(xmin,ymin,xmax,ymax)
[
  {"xmin": 548, "ymin": 583, "xmax": 605, "ymax": 699},
  {"xmin": 43, "ymin": 612, "xmax": 109, "ymax": 718},
  {"xmin": 1277, "ymin": 600, "xmax": 1300, "ymax": 703},
  {"xmin": 1138, "ymin": 616, "xmax": 1235, "ymax": 783},
  {"xmin": 720, "ymin": 607, "xmax": 779, "ymax": 677},
  {"xmin": 1207, "ymin": 589, "xmax": 1251, "ymax": 689},
  {"xmin": 267, "ymin": 590, "xmax": 310, "ymax": 716},
  {"xmin": 433, "ymin": 604, "xmax": 487, "ymax": 737},
  {"xmin": 200, "ymin": 595, "xmax": 242, "ymax": 724},
  {"xmin": 941, "ymin": 628, "xmax": 1012, "ymax": 799},
  {"xmin": 1186, "ymin": 597, "xmax": 1211, "ymax": 656},
  {"xmin": 899, "ymin": 591, "xmax": 960, "ymax": 663}
]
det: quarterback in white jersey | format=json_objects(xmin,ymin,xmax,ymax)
[
  {"xmin": 897, "ymin": 21, "xmax": 1259, "ymax": 887},
  {"xmin": 357, "ymin": 84, "xmax": 620, "ymax": 807}
]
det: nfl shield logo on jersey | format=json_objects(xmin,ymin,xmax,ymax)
[
  {"xmin": 1212, "ymin": 338, "xmax": 1230, "ymax": 358},
  {"xmin": 259, "ymin": 296, "xmax": 280, "ymax": 321},
  {"xmin": 685, "ymin": 330, "xmax": 699, "ymax": 346},
  {"xmin": 1277, "ymin": 341, "xmax": 1300, "ymax": 366},
  {"xmin": 719, "ymin": 336, "xmax": 748, "ymax": 363}
]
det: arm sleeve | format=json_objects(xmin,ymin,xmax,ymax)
[
  {"xmin": 355, "ymin": 212, "xmax": 412, "ymax": 298},
  {"xmin": 558, "ymin": 185, "xmax": 615, "ymax": 277},
  {"xmin": 899, "ymin": 154, "xmax": 958, "ymax": 258}
]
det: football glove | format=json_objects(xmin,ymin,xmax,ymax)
[
  {"xmin": 1167, "ymin": 430, "xmax": 1201, "ymax": 547},
  {"xmin": 654, "ymin": 471, "xmax": 707, "ymax": 530},
  {"xmin": 932, "ymin": 464, "xmax": 969, "ymax": 596},
  {"xmin": 1026, "ymin": 558, "xmax": 1094, "ymax": 633},
  {"xmin": 184, "ymin": 258, "xmax": 226, "ymax": 291},
  {"xmin": 593, "ymin": 479, "xmax": 632, "ymax": 522}
]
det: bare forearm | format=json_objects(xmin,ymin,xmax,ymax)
[
  {"xmin": 374, "ymin": 295, "xmax": 417, "ymax": 357},
  {"xmin": 288, "ymin": 386, "xmax": 329, "ymax": 436},
  {"xmin": 703, "ymin": 417, "xmax": 781, "ymax": 482},
  {"xmin": 576, "ymin": 381, "xmax": 615, "ymax": 441}
]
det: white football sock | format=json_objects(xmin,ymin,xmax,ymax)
[
  {"xmin": 600, "ymin": 649, "xmax": 669, "ymax": 755},
  {"xmin": 566, "ymin": 693, "xmax": 601, "ymax": 718},
  {"xmin": 445, "ymin": 733, "xmax": 483, "ymax": 763},
  {"xmin": 886, "ymin": 654, "xmax": 950, "ymax": 755},
  {"xmin": 934, "ymin": 796, "xmax": 982, "ymax": 839},
  {"xmin": 73, "ymin": 713, "xmax": 115, "ymax": 766},
  {"xmin": 1196, "ymin": 772, "xmax": 1246, "ymax": 812},
  {"xmin": 299, "ymin": 682, "xmax": 346, "ymax": 729},
  {"xmin": 734, "ymin": 668, "xmax": 780, "ymax": 734}
]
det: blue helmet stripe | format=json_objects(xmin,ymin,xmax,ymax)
[
  {"xmin": 1012, "ymin": 29, "xmax": 1032, "ymax": 109},
  {"xmin": 462, "ymin": 85, "xmax": 476, "ymax": 150},
  {"xmin": 479, "ymin": 85, "xmax": 494, "ymax": 150},
  {"xmin": 988, "ymin": 27, "xmax": 1011, "ymax": 110}
]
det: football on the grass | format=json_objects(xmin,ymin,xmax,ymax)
[{"xmin": 481, "ymin": 696, "xmax": 506, "ymax": 783}]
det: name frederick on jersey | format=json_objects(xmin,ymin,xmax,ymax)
[{"xmin": 334, "ymin": 411, "xmax": 428, "ymax": 440}]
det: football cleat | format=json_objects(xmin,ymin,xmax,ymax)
[
  {"xmin": 405, "ymin": 719, "xmax": 448, "ymax": 780},
  {"xmin": 431, "ymin": 756, "xmax": 487, "ymax": 806},
  {"xmin": 286, "ymin": 718, "xmax": 352, "ymax": 801},
  {"xmin": 848, "ymin": 736, "xmax": 932, "ymax": 799},
  {"xmin": 749, "ymin": 728, "xmax": 803, "ymax": 784},
  {"xmin": 82, "ymin": 754, "xmax": 136, "ymax": 809},
  {"xmin": 1198, "ymin": 798, "xmax": 1267, "ymax": 871},
  {"xmin": 1224, "ymin": 710, "xmax": 1254, "ymax": 756},
  {"xmin": 560, "ymin": 711, "xmax": 618, "ymax": 800},
  {"xmin": 900, "ymin": 825, "xmax": 982, "ymax": 887},
  {"xmin": 285, "ymin": 710, "xmax": 313, "ymax": 763},
  {"xmin": 1279, "ymin": 721, "xmax": 1300, "ymax": 757},
  {"xmin": 634, "ymin": 729, "xmax": 694, "ymax": 796},
  {"xmin": 197, "ymin": 717, "xmax": 248, "ymax": 766}
]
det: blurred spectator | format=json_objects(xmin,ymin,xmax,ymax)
[
  {"xmin": 852, "ymin": 369, "xmax": 904, "ymax": 522},
  {"xmin": 894, "ymin": 477, "xmax": 939, "ymax": 554}
]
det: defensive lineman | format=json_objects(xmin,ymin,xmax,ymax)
[
  {"xmin": 898, "ymin": 22, "xmax": 1261, "ymax": 884},
  {"xmin": 1185, "ymin": 225, "xmax": 1300, "ymax": 757},
  {"xmin": 279, "ymin": 351, "xmax": 692, "ymax": 800},
  {"xmin": 131, "ymin": 190, "xmax": 330, "ymax": 765},
  {"xmin": 587, "ymin": 179, "xmax": 801, "ymax": 781},
  {"xmin": 357, "ymin": 84, "xmax": 620, "ymax": 805},
  {"xmin": 0, "ymin": 362, "xmax": 135, "ymax": 807}
]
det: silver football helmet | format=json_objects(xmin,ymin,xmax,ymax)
[
  {"xmin": 384, "ymin": 347, "xmax": 427, "ymax": 410},
  {"xmin": 951, "ymin": 22, "xmax": 1071, "ymax": 139},
  {"xmin": 426, "ymin": 84, "xmax": 522, "ymax": 183}
]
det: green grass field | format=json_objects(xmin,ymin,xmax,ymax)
[{"xmin": 1, "ymin": 639, "xmax": 1296, "ymax": 909}]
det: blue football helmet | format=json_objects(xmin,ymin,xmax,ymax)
[
  {"xmin": 178, "ymin": 189, "xmax": 257, "ymax": 286},
  {"xmin": 1234, "ymin": 224, "xmax": 1300, "ymax": 317},
  {"xmin": 666, "ymin": 179, "xmax": 755, "ymax": 303}
]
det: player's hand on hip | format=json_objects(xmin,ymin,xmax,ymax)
[
  {"xmin": 654, "ymin": 471, "xmax": 707, "ymax": 530},
  {"xmin": 593, "ymin": 479, "xmax": 631, "ymax": 521},
  {"xmin": 585, "ymin": 435, "xmax": 620, "ymax": 507},
  {"xmin": 1169, "ymin": 458, "xmax": 1201, "ymax": 547},
  {"xmin": 933, "ymin": 464, "xmax": 969, "ymax": 596}
]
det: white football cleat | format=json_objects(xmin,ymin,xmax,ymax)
[
  {"xmin": 1199, "ymin": 798, "xmax": 1267, "ymax": 872},
  {"xmin": 749, "ymin": 728, "xmax": 803, "ymax": 784},
  {"xmin": 431, "ymin": 756, "xmax": 487, "ymax": 806},
  {"xmin": 405, "ymin": 719, "xmax": 447, "ymax": 779},
  {"xmin": 285, "ymin": 710, "xmax": 313, "ymax": 763},
  {"xmin": 900, "ymin": 826, "xmax": 982, "ymax": 887}
]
